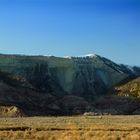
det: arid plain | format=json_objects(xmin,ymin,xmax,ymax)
[{"xmin": 0, "ymin": 115, "xmax": 139, "ymax": 140}]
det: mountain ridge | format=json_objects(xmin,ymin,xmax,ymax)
[{"xmin": 0, "ymin": 53, "xmax": 139, "ymax": 116}]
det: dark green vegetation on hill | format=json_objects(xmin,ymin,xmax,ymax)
[{"xmin": 0, "ymin": 54, "xmax": 140, "ymax": 116}]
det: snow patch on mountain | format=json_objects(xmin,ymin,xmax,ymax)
[
  {"xmin": 84, "ymin": 54, "xmax": 98, "ymax": 58},
  {"xmin": 126, "ymin": 65, "xmax": 135, "ymax": 73}
]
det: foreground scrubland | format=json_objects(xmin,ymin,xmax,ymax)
[{"xmin": 0, "ymin": 115, "xmax": 139, "ymax": 140}]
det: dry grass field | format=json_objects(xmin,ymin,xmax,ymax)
[{"xmin": 0, "ymin": 115, "xmax": 139, "ymax": 140}]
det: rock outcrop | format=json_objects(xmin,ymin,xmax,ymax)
[{"xmin": 0, "ymin": 106, "xmax": 24, "ymax": 117}]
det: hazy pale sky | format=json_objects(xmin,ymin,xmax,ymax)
[{"xmin": 0, "ymin": 0, "xmax": 140, "ymax": 65}]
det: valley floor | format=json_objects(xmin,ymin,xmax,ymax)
[{"xmin": 0, "ymin": 115, "xmax": 139, "ymax": 140}]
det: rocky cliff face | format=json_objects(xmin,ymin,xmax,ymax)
[{"xmin": 0, "ymin": 54, "xmax": 139, "ymax": 116}]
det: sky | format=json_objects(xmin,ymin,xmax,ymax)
[{"xmin": 0, "ymin": 0, "xmax": 140, "ymax": 65}]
